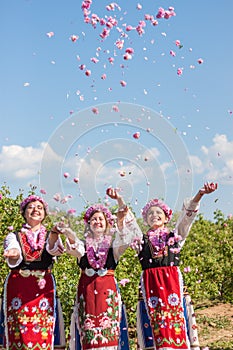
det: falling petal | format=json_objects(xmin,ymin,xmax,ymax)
[
  {"xmin": 133, "ymin": 132, "xmax": 140, "ymax": 139},
  {"xmin": 177, "ymin": 68, "xmax": 183, "ymax": 76},
  {"xmin": 67, "ymin": 208, "xmax": 76, "ymax": 215},
  {"xmin": 197, "ymin": 58, "xmax": 204, "ymax": 64},
  {"xmin": 120, "ymin": 80, "xmax": 127, "ymax": 87},
  {"xmin": 170, "ymin": 50, "xmax": 176, "ymax": 57},
  {"xmin": 92, "ymin": 107, "xmax": 99, "ymax": 114},
  {"xmin": 85, "ymin": 69, "xmax": 91, "ymax": 76},
  {"xmin": 70, "ymin": 34, "xmax": 79, "ymax": 42},
  {"xmin": 46, "ymin": 31, "xmax": 54, "ymax": 38},
  {"xmin": 91, "ymin": 57, "xmax": 99, "ymax": 63}
]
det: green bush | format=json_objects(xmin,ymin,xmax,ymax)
[{"xmin": 0, "ymin": 184, "xmax": 232, "ymax": 344}]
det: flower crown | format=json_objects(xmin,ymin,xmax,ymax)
[
  {"xmin": 20, "ymin": 195, "xmax": 49, "ymax": 214},
  {"xmin": 84, "ymin": 204, "xmax": 115, "ymax": 226},
  {"xmin": 142, "ymin": 198, "xmax": 173, "ymax": 223}
]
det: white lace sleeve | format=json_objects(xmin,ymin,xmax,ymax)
[
  {"xmin": 113, "ymin": 209, "xmax": 143, "ymax": 261},
  {"xmin": 66, "ymin": 237, "xmax": 85, "ymax": 261},
  {"xmin": 4, "ymin": 232, "xmax": 23, "ymax": 268},
  {"xmin": 46, "ymin": 235, "xmax": 64, "ymax": 256},
  {"xmin": 176, "ymin": 197, "xmax": 200, "ymax": 247}
]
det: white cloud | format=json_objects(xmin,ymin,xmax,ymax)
[
  {"xmin": 0, "ymin": 144, "xmax": 45, "ymax": 180},
  {"xmin": 189, "ymin": 155, "xmax": 204, "ymax": 174},
  {"xmin": 191, "ymin": 134, "xmax": 233, "ymax": 183}
]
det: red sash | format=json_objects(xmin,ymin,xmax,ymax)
[{"xmin": 142, "ymin": 266, "xmax": 189, "ymax": 349}]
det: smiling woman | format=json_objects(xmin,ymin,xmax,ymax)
[
  {"xmin": 2, "ymin": 195, "xmax": 66, "ymax": 350},
  {"xmin": 109, "ymin": 183, "xmax": 218, "ymax": 350},
  {"xmin": 50, "ymin": 188, "xmax": 142, "ymax": 350}
]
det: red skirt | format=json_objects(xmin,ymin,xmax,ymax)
[
  {"xmin": 141, "ymin": 266, "xmax": 190, "ymax": 349},
  {"xmin": 4, "ymin": 270, "xmax": 56, "ymax": 350},
  {"xmin": 76, "ymin": 270, "xmax": 121, "ymax": 349}
]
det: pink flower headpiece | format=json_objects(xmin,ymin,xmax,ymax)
[
  {"xmin": 84, "ymin": 204, "xmax": 115, "ymax": 226},
  {"xmin": 20, "ymin": 195, "xmax": 49, "ymax": 215},
  {"xmin": 142, "ymin": 199, "xmax": 173, "ymax": 223}
]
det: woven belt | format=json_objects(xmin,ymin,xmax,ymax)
[{"xmin": 82, "ymin": 268, "xmax": 114, "ymax": 277}]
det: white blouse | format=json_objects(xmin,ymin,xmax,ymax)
[
  {"xmin": 121, "ymin": 197, "xmax": 200, "ymax": 250},
  {"xmin": 4, "ymin": 230, "xmax": 64, "ymax": 268}
]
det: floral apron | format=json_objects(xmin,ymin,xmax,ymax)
[
  {"xmin": 4, "ymin": 270, "xmax": 55, "ymax": 350},
  {"xmin": 76, "ymin": 271, "xmax": 121, "ymax": 349},
  {"xmin": 3, "ymin": 230, "xmax": 56, "ymax": 350},
  {"xmin": 141, "ymin": 266, "xmax": 190, "ymax": 349}
]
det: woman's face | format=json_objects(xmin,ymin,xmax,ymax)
[
  {"xmin": 146, "ymin": 205, "xmax": 168, "ymax": 229},
  {"xmin": 89, "ymin": 211, "xmax": 107, "ymax": 236},
  {"xmin": 24, "ymin": 200, "xmax": 45, "ymax": 226}
]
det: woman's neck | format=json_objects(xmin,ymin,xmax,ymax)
[
  {"xmin": 150, "ymin": 224, "xmax": 165, "ymax": 231},
  {"xmin": 93, "ymin": 234, "xmax": 104, "ymax": 242},
  {"xmin": 26, "ymin": 222, "xmax": 42, "ymax": 232}
]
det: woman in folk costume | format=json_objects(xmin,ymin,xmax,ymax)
[
  {"xmin": 3, "ymin": 195, "xmax": 65, "ymax": 350},
  {"xmin": 132, "ymin": 182, "xmax": 217, "ymax": 350},
  {"xmin": 52, "ymin": 188, "xmax": 132, "ymax": 350}
]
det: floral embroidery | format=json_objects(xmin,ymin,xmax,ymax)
[
  {"xmin": 7, "ymin": 296, "xmax": 54, "ymax": 349},
  {"xmin": 78, "ymin": 289, "xmax": 120, "ymax": 345},
  {"xmin": 11, "ymin": 297, "xmax": 22, "ymax": 310},
  {"xmin": 147, "ymin": 292, "xmax": 187, "ymax": 346},
  {"xmin": 168, "ymin": 293, "xmax": 180, "ymax": 306},
  {"xmin": 39, "ymin": 298, "xmax": 50, "ymax": 311},
  {"xmin": 148, "ymin": 296, "xmax": 159, "ymax": 309}
]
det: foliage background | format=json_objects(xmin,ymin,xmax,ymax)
[{"xmin": 0, "ymin": 185, "xmax": 232, "ymax": 348}]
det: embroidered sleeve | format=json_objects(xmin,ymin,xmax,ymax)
[
  {"xmin": 175, "ymin": 197, "xmax": 200, "ymax": 247},
  {"xmin": 66, "ymin": 237, "xmax": 85, "ymax": 260},
  {"xmin": 113, "ymin": 209, "xmax": 143, "ymax": 261},
  {"xmin": 4, "ymin": 232, "xmax": 23, "ymax": 268}
]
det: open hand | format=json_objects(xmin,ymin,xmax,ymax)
[{"xmin": 4, "ymin": 248, "xmax": 20, "ymax": 260}]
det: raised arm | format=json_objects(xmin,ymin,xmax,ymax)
[
  {"xmin": 176, "ymin": 182, "xmax": 218, "ymax": 245},
  {"xmin": 106, "ymin": 188, "xmax": 143, "ymax": 261}
]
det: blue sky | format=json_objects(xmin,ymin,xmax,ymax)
[{"xmin": 0, "ymin": 0, "xmax": 232, "ymax": 220}]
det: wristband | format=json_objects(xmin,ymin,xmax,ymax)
[{"xmin": 50, "ymin": 230, "xmax": 59, "ymax": 234}]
